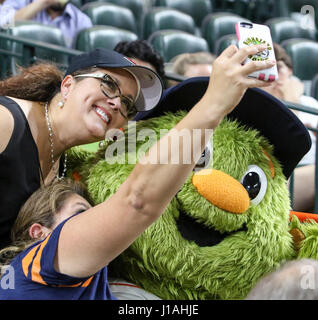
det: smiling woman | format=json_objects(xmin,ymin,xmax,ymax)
[
  {"xmin": 0, "ymin": 48, "xmax": 163, "ymax": 251},
  {"xmin": 0, "ymin": 44, "xmax": 280, "ymax": 300}
]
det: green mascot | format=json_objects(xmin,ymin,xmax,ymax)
[{"xmin": 68, "ymin": 78, "xmax": 318, "ymax": 299}]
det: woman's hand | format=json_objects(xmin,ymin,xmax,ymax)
[{"xmin": 201, "ymin": 44, "xmax": 276, "ymax": 119}]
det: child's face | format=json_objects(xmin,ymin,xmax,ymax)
[{"xmin": 52, "ymin": 194, "xmax": 92, "ymax": 229}]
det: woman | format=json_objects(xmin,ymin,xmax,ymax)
[
  {"xmin": 0, "ymin": 44, "xmax": 275, "ymax": 299},
  {"xmin": 0, "ymin": 48, "xmax": 163, "ymax": 249}
]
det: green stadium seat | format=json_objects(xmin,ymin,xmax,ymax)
[
  {"xmin": 148, "ymin": 30, "xmax": 209, "ymax": 62},
  {"xmin": 311, "ymin": 73, "xmax": 318, "ymax": 101},
  {"xmin": 201, "ymin": 13, "xmax": 250, "ymax": 53},
  {"xmin": 142, "ymin": 7, "xmax": 196, "ymax": 40},
  {"xmin": 4, "ymin": 21, "xmax": 68, "ymax": 75},
  {"xmin": 281, "ymin": 38, "xmax": 318, "ymax": 81},
  {"xmin": 75, "ymin": 26, "xmax": 138, "ymax": 52},
  {"xmin": 104, "ymin": 0, "xmax": 144, "ymax": 22},
  {"xmin": 276, "ymin": 0, "xmax": 318, "ymax": 32},
  {"xmin": 215, "ymin": 33, "xmax": 238, "ymax": 55},
  {"xmin": 266, "ymin": 17, "xmax": 316, "ymax": 44},
  {"xmin": 105, "ymin": 0, "xmax": 144, "ymax": 36},
  {"xmin": 154, "ymin": 0, "xmax": 212, "ymax": 28},
  {"xmin": 81, "ymin": 2, "xmax": 137, "ymax": 34}
]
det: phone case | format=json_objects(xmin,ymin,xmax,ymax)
[{"xmin": 235, "ymin": 22, "xmax": 278, "ymax": 82}]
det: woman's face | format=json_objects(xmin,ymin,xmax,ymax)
[{"xmin": 63, "ymin": 67, "xmax": 138, "ymax": 141}]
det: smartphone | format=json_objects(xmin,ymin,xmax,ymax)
[{"xmin": 235, "ymin": 22, "xmax": 278, "ymax": 82}]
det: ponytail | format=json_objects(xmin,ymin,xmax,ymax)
[{"xmin": 0, "ymin": 63, "xmax": 63, "ymax": 102}]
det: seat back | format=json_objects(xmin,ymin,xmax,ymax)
[
  {"xmin": 154, "ymin": 0, "xmax": 212, "ymax": 28},
  {"xmin": 104, "ymin": 0, "xmax": 144, "ymax": 36},
  {"xmin": 276, "ymin": 0, "xmax": 318, "ymax": 29},
  {"xmin": 70, "ymin": 0, "xmax": 83, "ymax": 8},
  {"xmin": 81, "ymin": 2, "xmax": 137, "ymax": 33},
  {"xmin": 215, "ymin": 33, "xmax": 238, "ymax": 55},
  {"xmin": 75, "ymin": 26, "xmax": 138, "ymax": 52},
  {"xmin": 201, "ymin": 13, "xmax": 250, "ymax": 53},
  {"xmin": 148, "ymin": 30, "xmax": 209, "ymax": 62},
  {"xmin": 142, "ymin": 7, "xmax": 196, "ymax": 40},
  {"xmin": 282, "ymin": 38, "xmax": 318, "ymax": 80},
  {"xmin": 311, "ymin": 73, "xmax": 318, "ymax": 101},
  {"xmin": 266, "ymin": 17, "xmax": 316, "ymax": 44},
  {"xmin": 4, "ymin": 21, "xmax": 67, "ymax": 75}
]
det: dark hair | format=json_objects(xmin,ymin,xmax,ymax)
[
  {"xmin": 0, "ymin": 63, "xmax": 99, "ymax": 103},
  {"xmin": 114, "ymin": 40, "xmax": 165, "ymax": 78},
  {"xmin": 0, "ymin": 63, "xmax": 64, "ymax": 102},
  {"xmin": 273, "ymin": 43, "xmax": 293, "ymax": 69}
]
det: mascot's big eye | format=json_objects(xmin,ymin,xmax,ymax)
[
  {"xmin": 194, "ymin": 141, "xmax": 212, "ymax": 171},
  {"xmin": 241, "ymin": 165, "xmax": 267, "ymax": 205}
]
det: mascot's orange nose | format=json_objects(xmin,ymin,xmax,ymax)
[{"xmin": 192, "ymin": 169, "xmax": 250, "ymax": 214}]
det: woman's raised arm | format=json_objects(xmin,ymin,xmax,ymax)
[{"xmin": 55, "ymin": 45, "xmax": 276, "ymax": 278}]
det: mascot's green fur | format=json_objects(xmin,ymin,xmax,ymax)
[
  {"xmin": 68, "ymin": 110, "xmax": 318, "ymax": 300},
  {"xmin": 68, "ymin": 80, "xmax": 318, "ymax": 299}
]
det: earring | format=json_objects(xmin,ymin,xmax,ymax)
[{"xmin": 58, "ymin": 101, "xmax": 64, "ymax": 108}]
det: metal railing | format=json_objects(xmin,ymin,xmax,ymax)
[
  {"xmin": 0, "ymin": 32, "xmax": 83, "ymax": 78},
  {"xmin": 0, "ymin": 32, "xmax": 317, "ymax": 212}
]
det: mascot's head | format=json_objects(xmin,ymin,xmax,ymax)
[{"xmin": 87, "ymin": 77, "xmax": 311, "ymax": 299}]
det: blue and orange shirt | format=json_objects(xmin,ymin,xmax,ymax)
[{"xmin": 0, "ymin": 216, "xmax": 117, "ymax": 300}]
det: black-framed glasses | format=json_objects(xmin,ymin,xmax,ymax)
[{"xmin": 74, "ymin": 72, "xmax": 137, "ymax": 119}]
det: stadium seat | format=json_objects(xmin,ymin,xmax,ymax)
[
  {"xmin": 276, "ymin": 0, "xmax": 318, "ymax": 32},
  {"xmin": 75, "ymin": 26, "xmax": 138, "ymax": 52},
  {"xmin": 311, "ymin": 73, "xmax": 318, "ymax": 101},
  {"xmin": 4, "ymin": 21, "xmax": 68, "ymax": 75},
  {"xmin": 281, "ymin": 38, "xmax": 318, "ymax": 81},
  {"xmin": 214, "ymin": 33, "xmax": 238, "ymax": 55},
  {"xmin": 81, "ymin": 2, "xmax": 137, "ymax": 34},
  {"xmin": 154, "ymin": 0, "xmax": 212, "ymax": 28},
  {"xmin": 148, "ymin": 30, "xmax": 209, "ymax": 62},
  {"xmin": 142, "ymin": 8, "xmax": 196, "ymax": 40},
  {"xmin": 102, "ymin": 0, "xmax": 145, "ymax": 36},
  {"xmin": 266, "ymin": 17, "xmax": 316, "ymax": 44},
  {"xmin": 201, "ymin": 13, "xmax": 250, "ymax": 53},
  {"xmin": 104, "ymin": 0, "xmax": 144, "ymax": 22}
]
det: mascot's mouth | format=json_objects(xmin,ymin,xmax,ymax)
[{"xmin": 176, "ymin": 210, "xmax": 248, "ymax": 247}]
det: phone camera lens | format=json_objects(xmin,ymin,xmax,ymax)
[{"xmin": 240, "ymin": 22, "xmax": 253, "ymax": 29}]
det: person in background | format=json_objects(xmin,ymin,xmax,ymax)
[
  {"xmin": 114, "ymin": 40, "xmax": 165, "ymax": 83},
  {"xmin": 263, "ymin": 43, "xmax": 318, "ymax": 212},
  {"xmin": 246, "ymin": 259, "xmax": 318, "ymax": 300},
  {"xmin": 172, "ymin": 51, "xmax": 216, "ymax": 78},
  {"xmin": 2, "ymin": 0, "xmax": 92, "ymax": 47}
]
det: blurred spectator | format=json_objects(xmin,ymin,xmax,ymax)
[
  {"xmin": 2, "ymin": 0, "xmax": 92, "ymax": 48},
  {"xmin": 171, "ymin": 51, "xmax": 216, "ymax": 78},
  {"xmin": 114, "ymin": 40, "xmax": 165, "ymax": 80},
  {"xmin": 246, "ymin": 259, "xmax": 318, "ymax": 300},
  {"xmin": 263, "ymin": 43, "xmax": 318, "ymax": 212}
]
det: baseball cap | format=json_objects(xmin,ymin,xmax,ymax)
[
  {"xmin": 65, "ymin": 48, "xmax": 163, "ymax": 112},
  {"xmin": 135, "ymin": 77, "xmax": 311, "ymax": 178}
]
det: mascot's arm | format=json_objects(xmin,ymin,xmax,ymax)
[{"xmin": 290, "ymin": 212, "xmax": 318, "ymax": 259}]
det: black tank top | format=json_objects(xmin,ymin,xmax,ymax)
[{"xmin": 0, "ymin": 97, "xmax": 42, "ymax": 249}]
